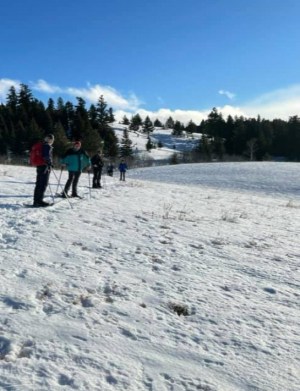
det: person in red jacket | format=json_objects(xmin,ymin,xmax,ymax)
[{"xmin": 33, "ymin": 134, "xmax": 54, "ymax": 207}]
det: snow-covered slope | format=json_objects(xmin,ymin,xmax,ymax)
[
  {"xmin": 0, "ymin": 162, "xmax": 299, "ymax": 391},
  {"xmin": 113, "ymin": 125, "xmax": 200, "ymax": 161}
]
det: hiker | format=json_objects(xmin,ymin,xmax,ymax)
[
  {"xmin": 118, "ymin": 159, "xmax": 128, "ymax": 181},
  {"xmin": 32, "ymin": 134, "xmax": 54, "ymax": 207},
  {"xmin": 91, "ymin": 150, "xmax": 104, "ymax": 188},
  {"xmin": 107, "ymin": 162, "xmax": 114, "ymax": 177},
  {"xmin": 60, "ymin": 141, "xmax": 91, "ymax": 198}
]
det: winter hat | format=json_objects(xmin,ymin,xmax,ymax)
[
  {"xmin": 44, "ymin": 133, "xmax": 54, "ymax": 143},
  {"xmin": 44, "ymin": 134, "xmax": 54, "ymax": 142},
  {"xmin": 73, "ymin": 141, "xmax": 81, "ymax": 148}
]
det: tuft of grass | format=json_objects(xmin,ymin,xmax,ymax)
[{"xmin": 168, "ymin": 302, "xmax": 190, "ymax": 316}]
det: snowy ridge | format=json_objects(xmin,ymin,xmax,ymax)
[{"xmin": 0, "ymin": 162, "xmax": 299, "ymax": 391}]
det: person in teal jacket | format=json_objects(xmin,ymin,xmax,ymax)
[{"xmin": 60, "ymin": 141, "xmax": 91, "ymax": 198}]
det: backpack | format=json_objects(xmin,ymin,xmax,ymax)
[{"xmin": 30, "ymin": 142, "xmax": 45, "ymax": 166}]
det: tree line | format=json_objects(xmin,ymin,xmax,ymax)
[
  {"xmin": 1, "ymin": 84, "xmax": 299, "ymax": 162},
  {"xmin": 0, "ymin": 84, "xmax": 119, "ymax": 159},
  {"xmin": 119, "ymin": 109, "xmax": 300, "ymax": 161}
]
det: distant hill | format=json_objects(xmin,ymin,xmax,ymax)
[{"xmin": 113, "ymin": 124, "xmax": 201, "ymax": 162}]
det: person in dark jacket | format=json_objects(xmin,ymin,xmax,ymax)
[
  {"xmin": 60, "ymin": 141, "xmax": 91, "ymax": 198},
  {"xmin": 33, "ymin": 134, "xmax": 54, "ymax": 207},
  {"xmin": 107, "ymin": 162, "xmax": 114, "ymax": 177},
  {"xmin": 91, "ymin": 150, "xmax": 104, "ymax": 188},
  {"xmin": 118, "ymin": 159, "xmax": 128, "ymax": 181}
]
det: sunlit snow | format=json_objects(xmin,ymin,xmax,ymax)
[{"xmin": 0, "ymin": 162, "xmax": 299, "ymax": 391}]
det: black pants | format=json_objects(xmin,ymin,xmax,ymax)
[
  {"xmin": 34, "ymin": 165, "xmax": 50, "ymax": 203},
  {"xmin": 120, "ymin": 171, "xmax": 126, "ymax": 181},
  {"xmin": 64, "ymin": 171, "xmax": 81, "ymax": 196},
  {"xmin": 93, "ymin": 168, "xmax": 102, "ymax": 187}
]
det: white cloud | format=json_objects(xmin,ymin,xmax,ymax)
[
  {"xmin": 32, "ymin": 79, "xmax": 62, "ymax": 94},
  {"xmin": 0, "ymin": 78, "xmax": 20, "ymax": 102},
  {"xmin": 114, "ymin": 106, "xmax": 246, "ymax": 125},
  {"xmin": 31, "ymin": 80, "xmax": 141, "ymax": 111},
  {"xmin": 241, "ymin": 84, "xmax": 300, "ymax": 120},
  {"xmin": 219, "ymin": 89, "xmax": 236, "ymax": 100}
]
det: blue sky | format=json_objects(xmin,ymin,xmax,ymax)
[{"xmin": 1, "ymin": 0, "xmax": 300, "ymax": 123}]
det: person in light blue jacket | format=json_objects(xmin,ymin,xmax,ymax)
[{"xmin": 60, "ymin": 141, "xmax": 91, "ymax": 198}]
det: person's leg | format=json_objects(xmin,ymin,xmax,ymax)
[
  {"xmin": 72, "ymin": 172, "xmax": 81, "ymax": 196},
  {"xmin": 34, "ymin": 166, "xmax": 49, "ymax": 204},
  {"xmin": 97, "ymin": 169, "xmax": 102, "ymax": 187},
  {"xmin": 92, "ymin": 168, "xmax": 98, "ymax": 188},
  {"xmin": 63, "ymin": 171, "xmax": 75, "ymax": 195}
]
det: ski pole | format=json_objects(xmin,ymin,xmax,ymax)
[
  {"xmin": 55, "ymin": 167, "xmax": 63, "ymax": 194},
  {"xmin": 51, "ymin": 169, "xmax": 73, "ymax": 209},
  {"xmin": 47, "ymin": 168, "xmax": 55, "ymax": 204},
  {"xmin": 102, "ymin": 172, "xmax": 106, "ymax": 189},
  {"xmin": 88, "ymin": 171, "xmax": 92, "ymax": 199}
]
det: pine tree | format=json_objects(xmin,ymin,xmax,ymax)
[
  {"xmin": 154, "ymin": 118, "xmax": 163, "ymax": 127},
  {"xmin": 6, "ymin": 86, "xmax": 18, "ymax": 115},
  {"xmin": 129, "ymin": 113, "xmax": 143, "ymax": 130},
  {"xmin": 96, "ymin": 95, "xmax": 118, "ymax": 157},
  {"xmin": 172, "ymin": 121, "xmax": 184, "ymax": 136},
  {"xmin": 96, "ymin": 95, "xmax": 110, "ymax": 131},
  {"xmin": 142, "ymin": 116, "xmax": 154, "ymax": 135},
  {"xmin": 146, "ymin": 136, "xmax": 153, "ymax": 151},
  {"xmin": 120, "ymin": 128, "xmax": 133, "ymax": 158},
  {"xmin": 108, "ymin": 107, "xmax": 115, "ymax": 123},
  {"xmin": 53, "ymin": 121, "xmax": 70, "ymax": 157},
  {"xmin": 165, "ymin": 116, "xmax": 174, "ymax": 129},
  {"xmin": 185, "ymin": 120, "xmax": 197, "ymax": 134},
  {"xmin": 121, "ymin": 115, "xmax": 130, "ymax": 125},
  {"xmin": 199, "ymin": 134, "xmax": 212, "ymax": 161}
]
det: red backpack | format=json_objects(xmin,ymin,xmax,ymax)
[{"xmin": 30, "ymin": 142, "xmax": 45, "ymax": 166}]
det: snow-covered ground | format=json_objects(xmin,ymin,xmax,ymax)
[{"xmin": 0, "ymin": 162, "xmax": 299, "ymax": 391}]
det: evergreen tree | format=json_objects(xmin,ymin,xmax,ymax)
[
  {"xmin": 17, "ymin": 84, "xmax": 33, "ymax": 113},
  {"xmin": 104, "ymin": 129, "xmax": 119, "ymax": 158},
  {"xmin": 172, "ymin": 120, "xmax": 184, "ymax": 136},
  {"xmin": 212, "ymin": 136, "xmax": 225, "ymax": 160},
  {"xmin": 6, "ymin": 86, "xmax": 18, "ymax": 114},
  {"xmin": 121, "ymin": 115, "xmax": 130, "ymax": 125},
  {"xmin": 199, "ymin": 134, "xmax": 212, "ymax": 161},
  {"xmin": 165, "ymin": 116, "xmax": 174, "ymax": 129},
  {"xmin": 96, "ymin": 95, "xmax": 110, "ymax": 131},
  {"xmin": 185, "ymin": 120, "xmax": 197, "ymax": 134},
  {"xmin": 120, "ymin": 128, "xmax": 133, "ymax": 157},
  {"xmin": 146, "ymin": 136, "xmax": 154, "ymax": 151},
  {"xmin": 108, "ymin": 107, "xmax": 115, "ymax": 123},
  {"xmin": 154, "ymin": 118, "xmax": 163, "ymax": 127},
  {"xmin": 129, "ymin": 113, "xmax": 143, "ymax": 130},
  {"xmin": 53, "ymin": 121, "xmax": 70, "ymax": 157},
  {"xmin": 142, "ymin": 116, "xmax": 154, "ymax": 135},
  {"xmin": 96, "ymin": 95, "xmax": 118, "ymax": 157},
  {"xmin": 88, "ymin": 104, "xmax": 98, "ymax": 129},
  {"xmin": 287, "ymin": 115, "xmax": 300, "ymax": 160},
  {"xmin": 203, "ymin": 107, "xmax": 226, "ymax": 138}
]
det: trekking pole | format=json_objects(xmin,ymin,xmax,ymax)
[
  {"xmin": 47, "ymin": 169, "xmax": 55, "ymax": 204},
  {"xmin": 48, "ymin": 181, "xmax": 55, "ymax": 204},
  {"xmin": 55, "ymin": 167, "xmax": 63, "ymax": 194},
  {"xmin": 102, "ymin": 173, "xmax": 106, "ymax": 189},
  {"xmin": 51, "ymin": 169, "xmax": 73, "ymax": 209},
  {"xmin": 88, "ymin": 171, "xmax": 92, "ymax": 199}
]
